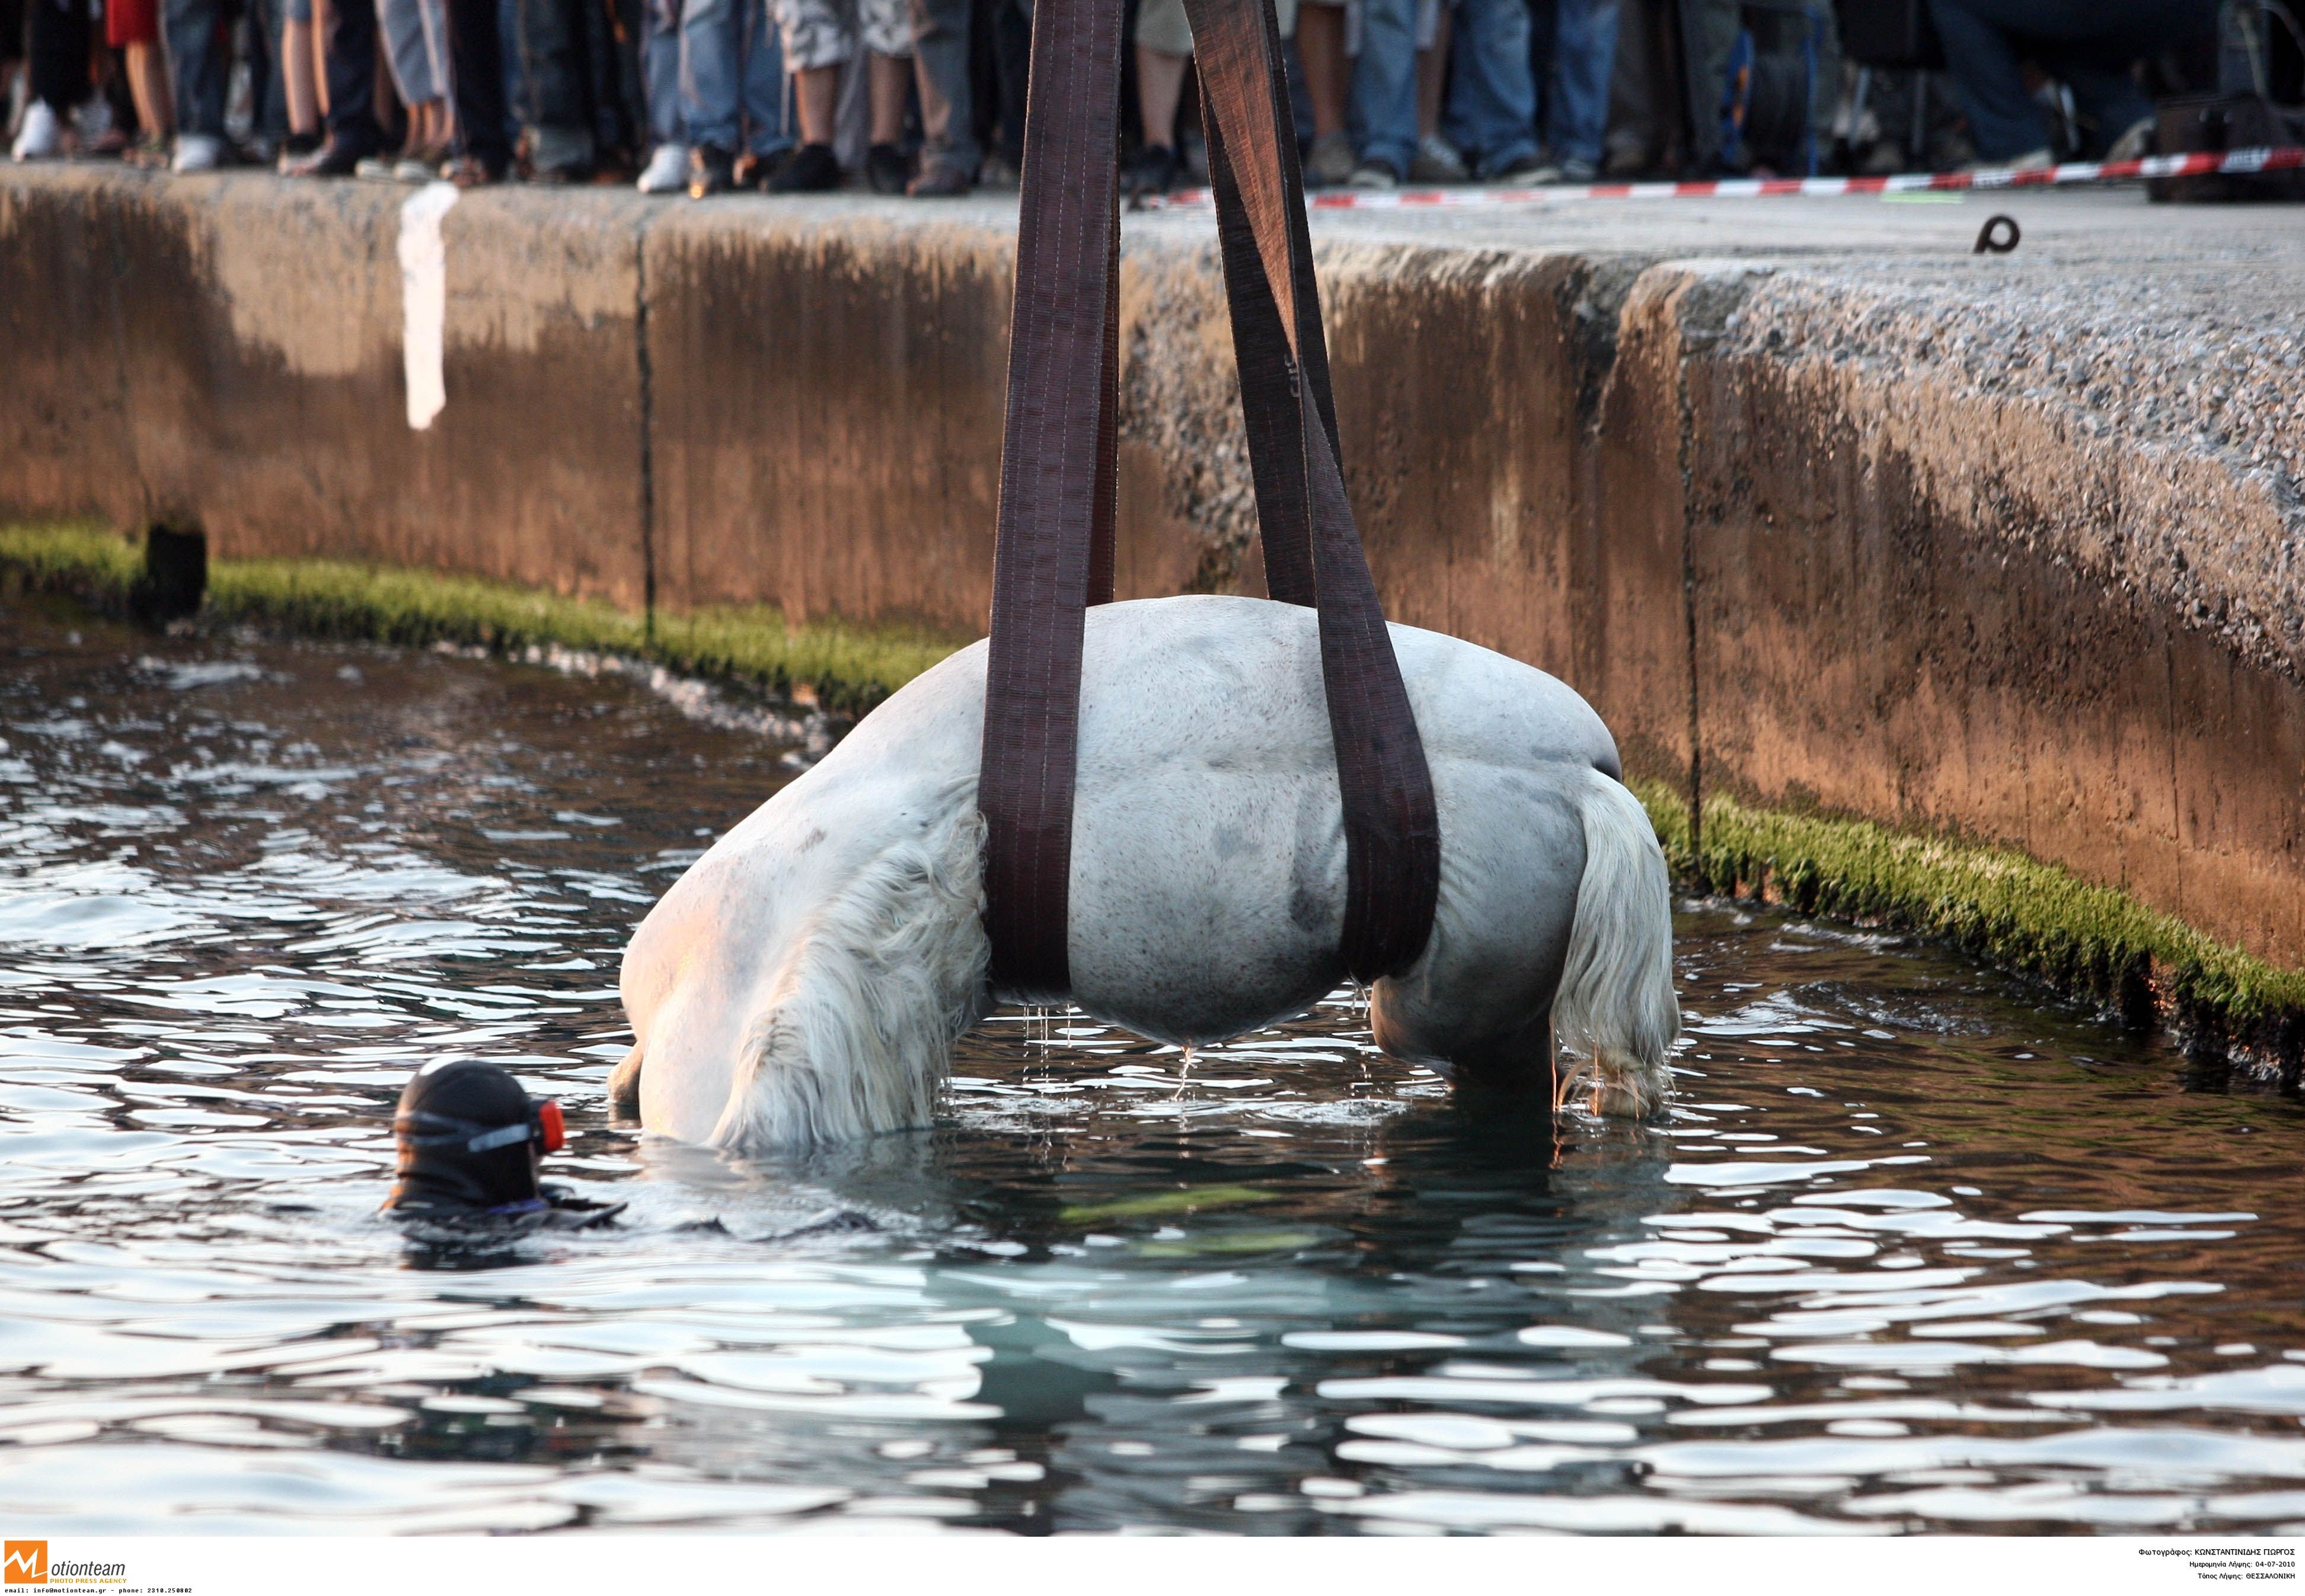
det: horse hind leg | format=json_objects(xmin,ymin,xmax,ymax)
[{"xmin": 1368, "ymin": 779, "xmax": 1579, "ymax": 1094}]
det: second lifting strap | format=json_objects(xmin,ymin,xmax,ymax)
[{"xmin": 977, "ymin": 0, "xmax": 1441, "ymax": 1003}]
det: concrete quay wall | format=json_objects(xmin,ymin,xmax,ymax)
[{"xmin": 4, "ymin": 165, "xmax": 2301, "ymax": 978}]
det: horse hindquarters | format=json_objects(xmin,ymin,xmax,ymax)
[{"xmin": 1372, "ymin": 764, "xmax": 1677, "ymax": 1114}]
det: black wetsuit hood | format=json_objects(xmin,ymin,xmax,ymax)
[{"xmin": 384, "ymin": 1059, "xmax": 559, "ymax": 1219}]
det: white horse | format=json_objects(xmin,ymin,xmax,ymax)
[{"xmin": 612, "ymin": 595, "xmax": 1678, "ymax": 1149}]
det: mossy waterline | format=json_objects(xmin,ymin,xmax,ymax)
[
  {"xmin": 1634, "ymin": 780, "xmax": 2305, "ymax": 1075},
  {"xmin": 0, "ymin": 521, "xmax": 965, "ymax": 716},
  {"xmin": 7, "ymin": 519, "xmax": 2299, "ymax": 1078}
]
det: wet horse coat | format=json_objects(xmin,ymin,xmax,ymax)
[{"xmin": 614, "ymin": 596, "xmax": 1679, "ymax": 1148}]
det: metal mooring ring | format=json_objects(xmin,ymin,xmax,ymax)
[{"xmin": 1974, "ymin": 214, "xmax": 2022, "ymax": 254}]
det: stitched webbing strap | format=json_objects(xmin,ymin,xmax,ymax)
[
  {"xmin": 1187, "ymin": 0, "xmax": 1439, "ymax": 979},
  {"xmin": 979, "ymin": 0, "xmax": 1439, "ymax": 1001},
  {"xmin": 979, "ymin": 0, "xmax": 1122, "ymax": 1002}
]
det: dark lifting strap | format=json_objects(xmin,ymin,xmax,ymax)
[
  {"xmin": 978, "ymin": 0, "xmax": 1122, "ymax": 1003},
  {"xmin": 979, "ymin": 0, "xmax": 1441, "ymax": 1003},
  {"xmin": 1187, "ymin": 0, "xmax": 1440, "ymax": 982}
]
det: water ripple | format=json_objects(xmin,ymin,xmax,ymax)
[{"xmin": 1, "ymin": 601, "xmax": 2301, "ymax": 1534}]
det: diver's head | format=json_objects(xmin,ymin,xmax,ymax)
[{"xmin": 384, "ymin": 1060, "xmax": 565, "ymax": 1217}]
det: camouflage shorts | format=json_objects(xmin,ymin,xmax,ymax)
[{"xmin": 774, "ymin": 0, "xmax": 911, "ymax": 69}]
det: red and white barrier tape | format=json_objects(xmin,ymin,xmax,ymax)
[{"xmin": 1148, "ymin": 143, "xmax": 2305, "ymax": 210}]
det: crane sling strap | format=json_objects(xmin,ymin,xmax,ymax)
[{"xmin": 977, "ymin": 0, "xmax": 1441, "ymax": 1001}]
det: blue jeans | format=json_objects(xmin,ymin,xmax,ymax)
[
  {"xmin": 516, "ymin": 0, "xmax": 598, "ymax": 155},
  {"xmin": 1925, "ymin": 0, "xmax": 2213, "ymax": 161},
  {"xmin": 1350, "ymin": 0, "xmax": 1418, "ymax": 174},
  {"xmin": 644, "ymin": 0, "xmax": 682, "ymax": 145},
  {"xmin": 678, "ymin": 0, "xmax": 785, "ymax": 157},
  {"xmin": 247, "ymin": 0, "xmax": 288, "ymax": 139},
  {"xmin": 1443, "ymin": 0, "xmax": 1540, "ymax": 174},
  {"xmin": 1534, "ymin": 0, "xmax": 1615, "ymax": 165},
  {"xmin": 161, "ymin": 0, "xmax": 230, "ymax": 138},
  {"xmin": 911, "ymin": 0, "xmax": 979, "ymax": 173},
  {"xmin": 499, "ymin": 0, "xmax": 526, "ymax": 152}
]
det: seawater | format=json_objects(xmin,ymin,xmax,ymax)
[{"xmin": 2, "ymin": 596, "xmax": 2302, "ymax": 1536}]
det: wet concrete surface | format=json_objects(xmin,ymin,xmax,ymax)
[{"xmin": 1, "ymin": 167, "xmax": 2300, "ymax": 975}]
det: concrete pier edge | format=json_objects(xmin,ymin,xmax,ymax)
[
  {"xmin": 7, "ymin": 519, "xmax": 2300, "ymax": 1086},
  {"xmin": 5, "ymin": 167, "xmax": 2303, "ymax": 1090}
]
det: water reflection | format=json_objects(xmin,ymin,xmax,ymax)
[{"xmin": 1, "ymin": 596, "xmax": 2302, "ymax": 1535}]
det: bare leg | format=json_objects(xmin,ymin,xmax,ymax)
[
  {"xmin": 311, "ymin": 0, "xmax": 332, "ymax": 114},
  {"xmin": 867, "ymin": 50, "xmax": 908, "ymax": 145},
  {"xmin": 1135, "ymin": 43, "xmax": 1186, "ymax": 148},
  {"xmin": 794, "ymin": 62, "xmax": 839, "ymax": 145},
  {"xmin": 1297, "ymin": 1, "xmax": 1346, "ymax": 139},
  {"xmin": 124, "ymin": 40, "xmax": 174, "ymax": 140},
  {"xmin": 1415, "ymin": 3, "xmax": 1448, "ymax": 139},
  {"xmin": 282, "ymin": 17, "xmax": 319, "ymax": 134}
]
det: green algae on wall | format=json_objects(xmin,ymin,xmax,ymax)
[
  {"xmin": 0, "ymin": 522, "xmax": 145, "ymax": 596},
  {"xmin": 646, "ymin": 608, "xmax": 968, "ymax": 714},
  {"xmin": 0, "ymin": 522, "xmax": 966, "ymax": 714},
  {"xmin": 1635, "ymin": 778, "xmax": 2305, "ymax": 1071}
]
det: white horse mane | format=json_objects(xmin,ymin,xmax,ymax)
[{"xmin": 709, "ymin": 803, "xmax": 989, "ymax": 1149}]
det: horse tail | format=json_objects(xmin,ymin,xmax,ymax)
[{"xmin": 1551, "ymin": 767, "xmax": 1680, "ymax": 1116}]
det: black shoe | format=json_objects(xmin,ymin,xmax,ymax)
[
  {"xmin": 1126, "ymin": 141, "xmax": 1179, "ymax": 198},
  {"xmin": 866, "ymin": 141, "xmax": 910, "ymax": 194},
  {"xmin": 442, "ymin": 152, "xmax": 508, "ymax": 187},
  {"xmin": 1490, "ymin": 151, "xmax": 1559, "ymax": 183},
  {"xmin": 688, "ymin": 143, "xmax": 735, "ymax": 197},
  {"xmin": 281, "ymin": 136, "xmax": 374, "ymax": 178},
  {"xmin": 906, "ymin": 161, "xmax": 972, "ymax": 197},
  {"xmin": 765, "ymin": 141, "xmax": 841, "ymax": 193}
]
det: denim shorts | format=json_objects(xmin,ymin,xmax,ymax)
[{"xmin": 774, "ymin": 0, "xmax": 909, "ymax": 69}]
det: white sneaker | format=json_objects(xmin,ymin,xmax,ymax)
[
  {"xmin": 11, "ymin": 100, "xmax": 61, "ymax": 161},
  {"xmin": 636, "ymin": 142, "xmax": 688, "ymax": 193},
  {"xmin": 171, "ymin": 133, "xmax": 225, "ymax": 173}
]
